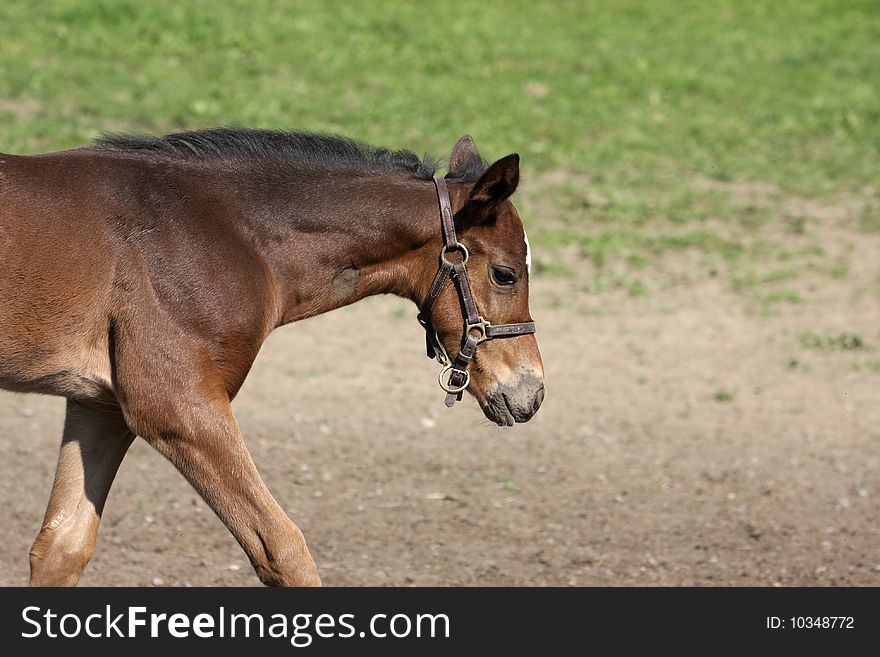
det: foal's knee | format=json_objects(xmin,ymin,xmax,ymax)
[{"xmin": 28, "ymin": 526, "xmax": 93, "ymax": 587}]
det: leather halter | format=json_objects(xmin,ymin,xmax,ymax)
[{"xmin": 417, "ymin": 176, "xmax": 536, "ymax": 407}]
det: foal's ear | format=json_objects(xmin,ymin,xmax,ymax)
[
  {"xmin": 466, "ymin": 153, "xmax": 520, "ymax": 217},
  {"xmin": 447, "ymin": 135, "xmax": 484, "ymax": 178}
]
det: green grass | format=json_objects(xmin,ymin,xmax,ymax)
[
  {"xmin": 1, "ymin": 1, "xmax": 877, "ymax": 290},
  {"xmin": 3, "ymin": 0, "xmax": 876, "ymax": 188},
  {"xmin": 851, "ymin": 360, "xmax": 880, "ymax": 372},
  {"xmin": 498, "ymin": 476, "xmax": 520, "ymax": 493},
  {"xmin": 762, "ymin": 290, "xmax": 803, "ymax": 306},
  {"xmin": 546, "ymin": 228, "xmax": 745, "ymax": 268},
  {"xmin": 732, "ymin": 268, "xmax": 799, "ymax": 293},
  {"xmin": 713, "ymin": 389, "xmax": 735, "ymax": 403},
  {"xmin": 531, "ymin": 258, "xmax": 577, "ymax": 279},
  {"xmin": 858, "ymin": 204, "xmax": 880, "ymax": 233},
  {"xmin": 800, "ymin": 333, "xmax": 869, "ymax": 351},
  {"xmin": 783, "ymin": 356, "xmax": 806, "ymax": 371}
]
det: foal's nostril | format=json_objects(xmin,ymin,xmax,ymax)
[
  {"xmin": 532, "ymin": 386, "xmax": 545, "ymax": 414},
  {"xmin": 489, "ymin": 376, "xmax": 544, "ymax": 424}
]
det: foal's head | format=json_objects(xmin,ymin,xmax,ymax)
[{"xmin": 426, "ymin": 137, "xmax": 544, "ymax": 426}]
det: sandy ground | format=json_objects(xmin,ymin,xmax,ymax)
[{"xmin": 1, "ymin": 228, "xmax": 879, "ymax": 587}]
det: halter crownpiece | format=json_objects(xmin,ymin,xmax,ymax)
[{"xmin": 417, "ymin": 175, "xmax": 536, "ymax": 407}]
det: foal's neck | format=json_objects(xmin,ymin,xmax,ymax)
[{"xmin": 251, "ymin": 173, "xmax": 456, "ymax": 326}]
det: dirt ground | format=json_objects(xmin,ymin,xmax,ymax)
[{"xmin": 1, "ymin": 224, "xmax": 879, "ymax": 587}]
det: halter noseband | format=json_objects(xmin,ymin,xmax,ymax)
[{"xmin": 417, "ymin": 175, "xmax": 536, "ymax": 407}]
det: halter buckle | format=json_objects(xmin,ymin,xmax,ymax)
[
  {"xmin": 466, "ymin": 316, "xmax": 492, "ymax": 343},
  {"xmin": 438, "ymin": 364, "xmax": 470, "ymax": 394}
]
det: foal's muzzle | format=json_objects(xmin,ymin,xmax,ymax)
[{"xmin": 483, "ymin": 372, "xmax": 545, "ymax": 427}]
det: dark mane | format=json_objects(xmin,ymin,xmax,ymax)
[{"xmin": 94, "ymin": 127, "xmax": 483, "ymax": 181}]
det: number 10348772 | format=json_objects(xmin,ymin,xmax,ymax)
[{"xmin": 766, "ymin": 617, "xmax": 854, "ymax": 629}]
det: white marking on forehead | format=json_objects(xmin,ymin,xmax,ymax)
[{"xmin": 523, "ymin": 228, "xmax": 532, "ymax": 274}]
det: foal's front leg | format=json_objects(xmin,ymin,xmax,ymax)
[
  {"xmin": 123, "ymin": 394, "xmax": 321, "ymax": 587},
  {"xmin": 30, "ymin": 400, "xmax": 134, "ymax": 586}
]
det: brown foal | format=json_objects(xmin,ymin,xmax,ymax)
[{"xmin": 0, "ymin": 128, "xmax": 544, "ymax": 586}]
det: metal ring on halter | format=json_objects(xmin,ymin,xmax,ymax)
[
  {"xmin": 438, "ymin": 364, "xmax": 470, "ymax": 394},
  {"xmin": 439, "ymin": 242, "xmax": 469, "ymax": 265}
]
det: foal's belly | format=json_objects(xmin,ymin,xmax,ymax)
[
  {"xmin": 0, "ymin": 366, "xmax": 114, "ymax": 401},
  {"xmin": 0, "ymin": 200, "xmax": 117, "ymax": 404},
  {"xmin": 0, "ymin": 332, "xmax": 115, "ymax": 403}
]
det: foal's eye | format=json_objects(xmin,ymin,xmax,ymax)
[{"xmin": 491, "ymin": 266, "xmax": 517, "ymax": 286}]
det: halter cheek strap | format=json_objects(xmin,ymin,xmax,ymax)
[{"xmin": 417, "ymin": 176, "xmax": 536, "ymax": 406}]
